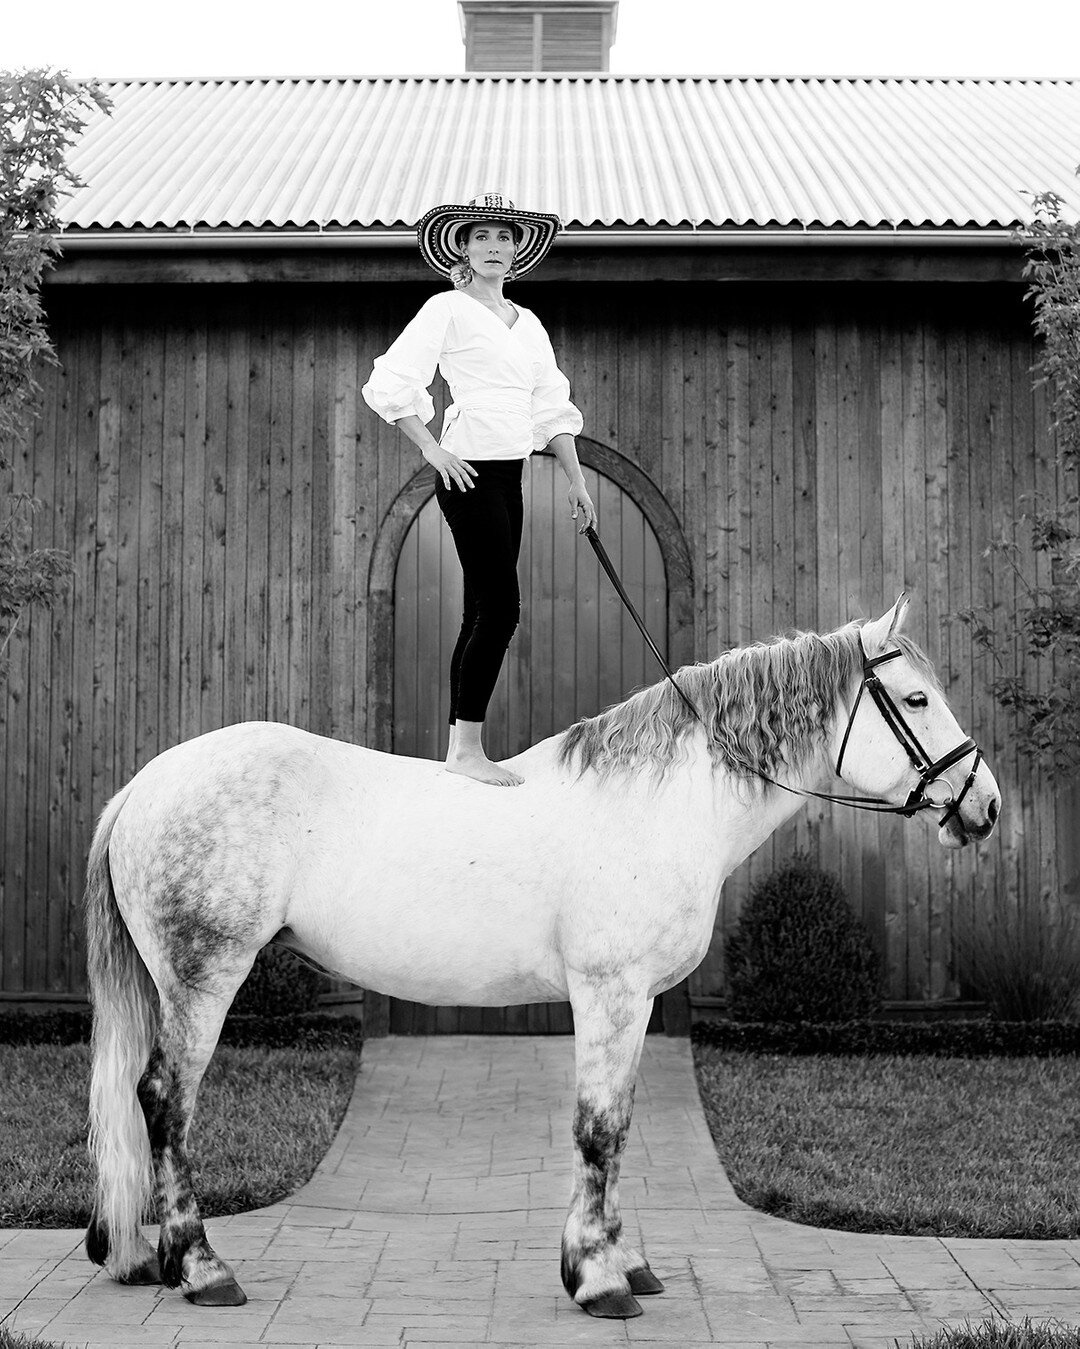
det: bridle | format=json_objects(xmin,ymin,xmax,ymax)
[
  {"xmin": 582, "ymin": 524, "xmax": 982, "ymax": 822},
  {"xmin": 780, "ymin": 641, "xmax": 984, "ymax": 820}
]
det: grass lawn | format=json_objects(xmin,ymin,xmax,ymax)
[
  {"xmin": 0, "ymin": 1333, "xmax": 68, "ymax": 1349},
  {"xmin": 694, "ymin": 1046, "xmax": 1080, "ymax": 1238},
  {"xmin": 908, "ymin": 1321, "xmax": 1080, "ymax": 1348},
  {"xmin": 0, "ymin": 1333, "xmax": 67, "ymax": 1349},
  {"xmin": 1, "ymin": 1043, "xmax": 359, "ymax": 1228}
]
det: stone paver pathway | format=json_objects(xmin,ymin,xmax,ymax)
[{"xmin": 3, "ymin": 1035, "xmax": 1080, "ymax": 1348}]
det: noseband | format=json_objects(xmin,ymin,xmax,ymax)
[{"xmin": 830, "ymin": 644, "xmax": 983, "ymax": 820}]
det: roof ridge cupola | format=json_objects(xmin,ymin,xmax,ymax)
[{"xmin": 458, "ymin": 0, "xmax": 619, "ymax": 72}]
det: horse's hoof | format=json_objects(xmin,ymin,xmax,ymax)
[
  {"xmin": 118, "ymin": 1257, "xmax": 162, "ymax": 1286},
  {"xmin": 184, "ymin": 1278, "xmax": 247, "ymax": 1306},
  {"xmin": 627, "ymin": 1266, "xmax": 665, "ymax": 1295},
  {"xmin": 581, "ymin": 1289, "xmax": 643, "ymax": 1319}
]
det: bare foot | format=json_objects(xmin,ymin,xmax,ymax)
[{"xmin": 445, "ymin": 749, "xmax": 524, "ymax": 786}]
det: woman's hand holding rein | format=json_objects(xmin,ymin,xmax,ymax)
[{"xmin": 393, "ymin": 414, "xmax": 477, "ymax": 491}]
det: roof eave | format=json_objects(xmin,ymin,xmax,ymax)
[{"xmin": 54, "ymin": 225, "xmax": 1022, "ymax": 250}]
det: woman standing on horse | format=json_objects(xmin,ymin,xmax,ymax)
[{"xmin": 363, "ymin": 191, "xmax": 596, "ymax": 787}]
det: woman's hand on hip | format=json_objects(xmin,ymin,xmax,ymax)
[
  {"xmin": 568, "ymin": 480, "xmax": 597, "ymax": 533},
  {"xmin": 424, "ymin": 443, "xmax": 478, "ymax": 491}
]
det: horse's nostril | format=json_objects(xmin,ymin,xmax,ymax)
[{"xmin": 987, "ymin": 798, "xmax": 999, "ymax": 825}]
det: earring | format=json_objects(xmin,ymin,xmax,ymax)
[
  {"xmin": 450, "ymin": 257, "xmax": 473, "ymax": 289},
  {"xmin": 506, "ymin": 253, "xmax": 518, "ymax": 282}
]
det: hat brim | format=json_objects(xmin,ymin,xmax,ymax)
[{"xmin": 417, "ymin": 204, "xmax": 561, "ymax": 279}]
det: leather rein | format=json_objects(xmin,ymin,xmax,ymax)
[{"xmin": 584, "ymin": 525, "xmax": 982, "ymax": 821}]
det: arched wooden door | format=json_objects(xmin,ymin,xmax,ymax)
[{"xmin": 390, "ymin": 453, "xmax": 668, "ymax": 1034}]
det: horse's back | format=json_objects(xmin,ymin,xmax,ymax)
[
  {"xmin": 127, "ymin": 720, "xmax": 415, "ymax": 778},
  {"xmin": 116, "ymin": 721, "xmax": 451, "ymax": 816},
  {"xmin": 103, "ymin": 723, "xmax": 434, "ymax": 937}
]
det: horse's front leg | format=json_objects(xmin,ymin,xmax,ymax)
[{"xmin": 562, "ymin": 972, "xmax": 663, "ymax": 1319}]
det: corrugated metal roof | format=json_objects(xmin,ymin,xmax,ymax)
[{"xmin": 61, "ymin": 75, "xmax": 1080, "ymax": 234}]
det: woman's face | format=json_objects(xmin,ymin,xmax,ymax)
[{"xmin": 460, "ymin": 221, "xmax": 518, "ymax": 279}]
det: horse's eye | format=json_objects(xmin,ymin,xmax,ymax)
[{"xmin": 905, "ymin": 692, "xmax": 929, "ymax": 709}]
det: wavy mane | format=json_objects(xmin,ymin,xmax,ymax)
[{"xmin": 557, "ymin": 623, "xmax": 943, "ymax": 783}]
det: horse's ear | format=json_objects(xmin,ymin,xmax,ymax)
[{"xmin": 861, "ymin": 592, "xmax": 910, "ymax": 655}]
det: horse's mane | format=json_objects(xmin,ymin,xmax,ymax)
[{"xmin": 557, "ymin": 623, "xmax": 943, "ymax": 784}]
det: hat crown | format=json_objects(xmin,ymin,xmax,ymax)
[{"xmin": 467, "ymin": 191, "xmax": 515, "ymax": 211}]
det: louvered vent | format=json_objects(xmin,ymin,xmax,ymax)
[
  {"xmin": 469, "ymin": 12, "xmax": 536, "ymax": 69},
  {"xmin": 541, "ymin": 12, "xmax": 605, "ymax": 69},
  {"xmin": 459, "ymin": 0, "xmax": 618, "ymax": 72}
]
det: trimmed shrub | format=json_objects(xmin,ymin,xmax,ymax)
[
  {"xmin": 230, "ymin": 944, "xmax": 326, "ymax": 1017},
  {"xmin": 724, "ymin": 852, "xmax": 881, "ymax": 1023},
  {"xmin": 0, "ymin": 1010, "xmax": 91, "ymax": 1045},
  {"xmin": 691, "ymin": 1018, "xmax": 1080, "ymax": 1057},
  {"xmin": 0, "ymin": 1009, "xmax": 361, "ymax": 1051},
  {"xmin": 220, "ymin": 1013, "xmax": 363, "ymax": 1051}
]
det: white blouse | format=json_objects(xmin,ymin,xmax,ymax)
[{"xmin": 362, "ymin": 290, "xmax": 583, "ymax": 461}]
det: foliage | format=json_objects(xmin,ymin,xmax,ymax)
[
  {"xmin": 230, "ymin": 943, "xmax": 328, "ymax": 1017},
  {"xmin": 723, "ymin": 852, "xmax": 881, "ymax": 1023},
  {"xmin": 955, "ymin": 188, "xmax": 1080, "ymax": 775},
  {"xmin": 954, "ymin": 894, "xmax": 1080, "ymax": 1022},
  {"xmin": 691, "ymin": 1017, "xmax": 1080, "ymax": 1056},
  {"xmin": 1, "ymin": 1042, "xmax": 359, "ymax": 1227},
  {"xmin": 906, "ymin": 1320, "xmax": 1080, "ymax": 1349},
  {"xmin": 0, "ymin": 70, "xmax": 110, "ymax": 674},
  {"xmin": 1021, "ymin": 191, "xmax": 1080, "ymax": 469},
  {"xmin": 694, "ymin": 1045, "xmax": 1080, "ymax": 1238},
  {"xmin": 0, "ymin": 493, "xmax": 73, "ymax": 669},
  {"xmin": 0, "ymin": 70, "xmax": 109, "ymax": 453}
]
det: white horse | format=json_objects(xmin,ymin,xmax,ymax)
[{"xmin": 83, "ymin": 595, "xmax": 999, "ymax": 1318}]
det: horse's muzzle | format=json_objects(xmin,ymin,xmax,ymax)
[{"xmin": 938, "ymin": 793, "xmax": 999, "ymax": 849}]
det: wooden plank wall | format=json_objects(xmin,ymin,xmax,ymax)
[{"xmin": 0, "ymin": 277, "xmax": 1055, "ymax": 1004}]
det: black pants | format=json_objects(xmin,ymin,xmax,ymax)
[{"xmin": 435, "ymin": 459, "xmax": 524, "ymax": 724}]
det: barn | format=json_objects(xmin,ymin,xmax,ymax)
[{"xmin": 3, "ymin": 7, "xmax": 1080, "ymax": 1030}]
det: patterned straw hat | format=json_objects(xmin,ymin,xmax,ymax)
[{"xmin": 416, "ymin": 191, "xmax": 562, "ymax": 280}]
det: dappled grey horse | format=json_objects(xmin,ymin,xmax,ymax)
[{"xmin": 84, "ymin": 596, "xmax": 999, "ymax": 1317}]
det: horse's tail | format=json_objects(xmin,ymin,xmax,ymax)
[{"xmin": 84, "ymin": 783, "xmax": 158, "ymax": 1278}]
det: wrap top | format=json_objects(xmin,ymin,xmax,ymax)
[{"xmin": 361, "ymin": 290, "xmax": 583, "ymax": 460}]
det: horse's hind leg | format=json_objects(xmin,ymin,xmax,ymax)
[
  {"xmin": 138, "ymin": 987, "xmax": 248, "ymax": 1306},
  {"xmin": 562, "ymin": 974, "xmax": 661, "ymax": 1319}
]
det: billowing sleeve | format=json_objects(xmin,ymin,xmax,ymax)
[
  {"xmin": 362, "ymin": 294, "xmax": 451, "ymax": 426},
  {"xmin": 530, "ymin": 323, "xmax": 584, "ymax": 452}
]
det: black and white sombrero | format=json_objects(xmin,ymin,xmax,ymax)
[{"xmin": 416, "ymin": 192, "xmax": 562, "ymax": 280}]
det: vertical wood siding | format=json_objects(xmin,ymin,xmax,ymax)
[{"xmin": 0, "ymin": 278, "xmax": 1057, "ymax": 1006}]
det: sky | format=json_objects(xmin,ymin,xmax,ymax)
[{"xmin": 2, "ymin": 0, "xmax": 1078, "ymax": 79}]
